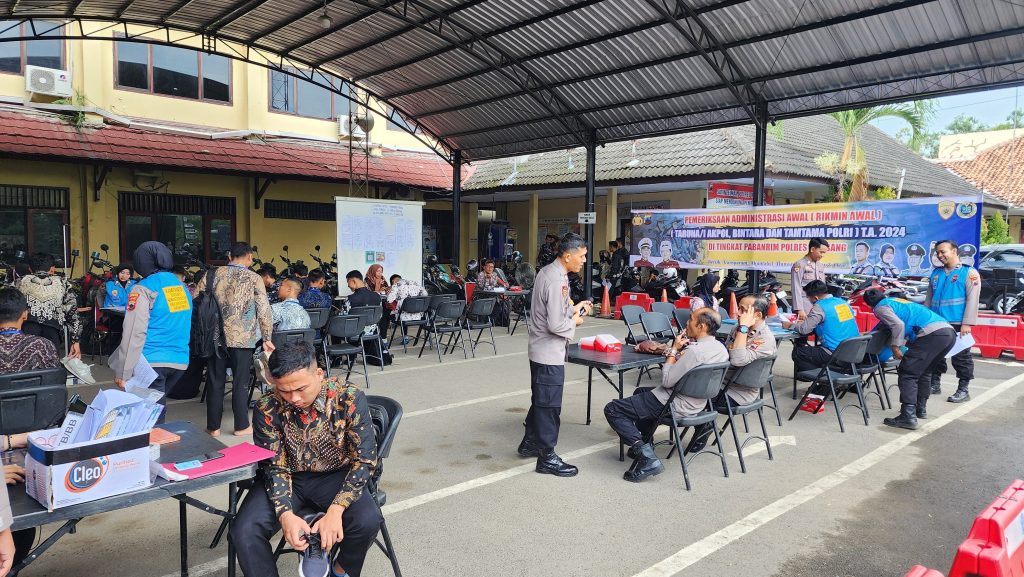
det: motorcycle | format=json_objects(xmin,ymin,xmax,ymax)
[
  {"xmin": 714, "ymin": 270, "xmax": 790, "ymax": 313},
  {"xmin": 645, "ymin": 268, "xmax": 687, "ymax": 302},
  {"xmin": 309, "ymin": 244, "xmax": 339, "ymax": 296},
  {"xmin": 423, "ymin": 255, "xmax": 463, "ymax": 296}
]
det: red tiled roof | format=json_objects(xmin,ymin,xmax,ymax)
[
  {"xmin": 940, "ymin": 136, "xmax": 1024, "ymax": 208},
  {"xmin": 0, "ymin": 108, "xmax": 456, "ymax": 190}
]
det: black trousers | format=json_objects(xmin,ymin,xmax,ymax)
[
  {"xmin": 526, "ymin": 362, "xmax": 564, "ymax": 450},
  {"xmin": 22, "ymin": 321, "xmax": 64, "ymax": 355},
  {"xmin": 151, "ymin": 366, "xmax": 184, "ymax": 425},
  {"xmin": 792, "ymin": 345, "xmax": 832, "ymax": 374},
  {"xmin": 206, "ymin": 347, "xmax": 255, "ymax": 431},
  {"xmin": 231, "ymin": 471, "xmax": 382, "ymax": 577},
  {"xmin": 898, "ymin": 328, "xmax": 957, "ymax": 405},
  {"xmin": 13, "ymin": 527, "xmax": 35, "ymax": 565},
  {"xmin": 604, "ymin": 387, "xmax": 665, "ymax": 446},
  {"xmin": 930, "ymin": 324, "xmax": 974, "ymax": 389}
]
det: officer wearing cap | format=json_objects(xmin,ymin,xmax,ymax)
[
  {"xmin": 634, "ymin": 237, "xmax": 656, "ymax": 267},
  {"xmin": 518, "ymin": 233, "xmax": 593, "ymax": 477},
  {"xmin": 656, "ymin": 239, "xmax": 681, "ymax": 269},
  {"xmin": 864, "ymin": 289, "xmax": 955, "ymax": 430},
  {"xmin": 926, "ymin": 239, "xmax": 980, "ymax": 403},
  {"xmin": 958, "ymin": 243, "xmax": 977, "ymax": 267},
  {"xmin": 903, "ymin": 243, "xmax": 930, "ymax": 276},
  {"xmin": 791, "ymin": 238, "xmax": 829, "ymax": 322}
]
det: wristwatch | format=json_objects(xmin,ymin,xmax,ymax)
[{"xmin": 738, "ymin": 325, "xmax": 750, "ymax": 334}]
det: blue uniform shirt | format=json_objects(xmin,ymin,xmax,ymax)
[
  {"xmin": 814, "ymin": 296, "xmax": 861, "ymax": 351},
  {"xmin": 104, "ymin": 279, "xmax": 136, "ymax": 308}
]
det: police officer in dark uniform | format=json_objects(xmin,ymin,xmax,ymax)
[
  {"xmin": 518, "ymin": 233, "xmax": 592, "ymax": 477},
  {"xmin": 537, "ymin": 234, "xmax": 558, "ymax": 269}
]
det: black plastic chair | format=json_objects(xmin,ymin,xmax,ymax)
[
  {"xmin": 305, "ymin": 307, "xmax": 331, "ymax": 355},
  {"xmin": 671, "ymin": 308, "xmax": 691, "ymax": 331},
  {"xmin": 464, "ymin": 297, "xmax": 497, "ymax": 356},
  {"xmin": 246, "ymin": 329, "xmax": 317, "ymax": 402},
  {"xmin": 426, "ymin": 294, "xmax": 455, "ymax": 323},
  {"xmin": 350, "ymin": 305, "xmax": 385, "ymax": 371},
  {"xmin": 788, "ymin": 335, "xmax": 871, "ymax": 432},
  {"xmin": 718, "ymin": 355, "xmax": 776, "ymax": 474},
  {"xmin": 857, "ymin": 330, "xmax": 895, "ymax": 411},
  {"xmin": 0, "ymin": 366, "xmax": 68, "ymax": 434},
  {"xmin": 508, "ymin": 292, "xmax": 531, "ymax": 336},
  {"xmin": 418, "ymin": 300, "xmax": 468, "ymax": 362},
  {"xmin": 621, "ymin": 305, "xmax": 647, "ymax": 344},
  {"xmin": 651, "ymin": 301, "xmax": 676, "ymax": 319},
  {"xmin": 650, "ymin": 361, "xmax": 731, "ymax": 491},
  {"xmin": 388, "ymin": 296, "xmax": 431, "ymax": 353},
  {"xmin": 325, "ymin": 315, "xmax": 370, "ymax": 387},
  {"xmin": 640, "ymin": 311, "xmax": 675, "ymax": 341}
]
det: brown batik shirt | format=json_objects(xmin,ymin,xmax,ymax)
[{"xmin": 254, "ymin": 378, "xmax": 377, "ymax": 516}]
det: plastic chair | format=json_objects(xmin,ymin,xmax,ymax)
[
  {"xmin": 508, "ymin": 292, "xmax": 531, "ymax": 336},
  {"xmin": 0, "ymin": 366, "xmax": 68, "ymax": 434},
  {"xmin": 857, "ymin": 330, "xmax": 895, "ymax": 411},
  {"xmin": 464, "ymin": 297, "xmax": 497, "ymax": 356},
  {"xmin": 672, "ymin": 308, "xmax": 691, "ymax": 331},
  {"xmin": 640, "ymin": 311, "xmax": 675, "ymax": 341},
  {"xmin": 350, "ymin": 305, "xmax": 385, "ymax": 371},
  {"xmin": 325, "ymin": 315, "xmax": 370, "ymax": 387},
  {"xmin": 718, "ymin": 355, "xmax": 776, "ymax": 474},
  {"xmin": 305, "ymin": 307, "xmax": 331, "ymax": 355},
  {"xmin": 621, "ymin": 305, "xmax": 647, "ymax": 344},
  {"xmin": 650, "ymin": 361, "xmax": 731, "ymax": 491},
  {"xmin": 418, "ymin": 300, "xmax": 468, "ymax": 362},
  {"xmin": 788, "ymin": 335, "xmax": 871, "ymax": 432},
  {"xmin": 388, "ymin": 296, "xmax": 431, "ymax": 353},
  {"xmin": 651, "ymin": 301, "xmax": 676, "ymax": 320}
]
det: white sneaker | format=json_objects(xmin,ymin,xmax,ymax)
[{"xmin": 62, "ymin": 356, "xmax": 96, "ymax": 385}]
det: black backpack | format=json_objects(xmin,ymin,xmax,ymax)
[{"xmin": 190, "ymin": 268, "xmax": 224, "ymax": 359}]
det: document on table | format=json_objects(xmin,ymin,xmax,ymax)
[{"xmin": 946, "ymin": 334, "xmax": 975, "ymax": 358}]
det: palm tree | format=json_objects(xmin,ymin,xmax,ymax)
[{"xmin": 827, "ymin": 101, "xmax": 932, "ymax": 201}]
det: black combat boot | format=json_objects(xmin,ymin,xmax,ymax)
[
  {"xmin": 883, "ymin": 404, "xmax": 919, "ymax": 430},
  {"xmin": 948, "ymin": 383, "xmax": 970, "ymax": 403},
  {"xmin": 929, "ymin": 375, "xmax": 941, "ymax": 396},
  {"xmin": 536, "ymin": 450, "xmax": 578, "ymax": 477},
  {"xmin": 684, "ymin": 422, "xmax": 714, "ymax": 454},
  {"xmin": 517, "ymin": 424, "xmax": 541, "ymax": 458},
  {"xmin": 623, "ymin": 442, "xmax": 664, "ymax": 483},
  {"xmin": 916, "ymin": 398, "xmax": 927, "ymax": 419}
]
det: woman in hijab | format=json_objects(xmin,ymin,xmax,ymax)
[
  {"xmin": 690, "ymin": 271, "xmax": 721, "ymax": 312},
  {"xmin": 365, "ymin": 264, "xmax": 389, "ymax": 296},
  {"xmin": 103, "ymin": 264, "xmax": 136, "ymax": 309}
]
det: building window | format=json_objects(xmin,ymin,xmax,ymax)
[
  {"xmin": 264, "ymin": 199, "xmax": 334, "ymax": 221},
  {"xmin": 0, "ymin": 185, "xmax": 69, "ymax": 264},
  {"xmin": 386, "ymin": 106, "xmax": 415, "ymax": 132},
  {"xmin": 0, "ymin": 20, "xmax": 64, "ymax": 75},
  {"xmin": 270, "ymin": 68, "xmax": 352, "ymax": 120},
  {"xmin": 115, "ymin": 41, "xmax": 232, "ymax": 103},
  {"xmin": 118, "ymin": 192, "xmax": 235, "ymax": 265}
]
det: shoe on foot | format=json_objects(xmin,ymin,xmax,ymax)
[
  {"xmin": 948, "ymin": 388, "xmax": 970, "ymax": 403},
  {"xmin": 684, "ymin": 423, "xmax": 713, "ymax": 455},
  {"xmin": 517, "ymin": 434, "xmax": 541, "ymax": 458},
  {"xmin": 929, "ymin": 383, "xmax": 941, "ymax": 395},
  {"xmin": 299, "ymin": 513, "xmax": 330, "ymax": 577},
  {"xmin": 536, "ymin": 451, "xmax": 578, "ymax": 477},
  {"xmin": 623, "ymin": 443, "xmax": 664, "ymax": 483},
  {"xmin": 883, "ymin": 404, "xmax": 919, "ymax": 430}
]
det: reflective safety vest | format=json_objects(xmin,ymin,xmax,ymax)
[
  {"xmin": 815, "ymin": 296, "xmax": 861, "ymax": 351},
  {"xmin": 929, "ymin": 265, "xmax": 970, "ymax": 323},
  {"xmin": 878, "ymin": 297, "xmax": 948, "ymax": 343},
  {"xmin": 136, "ymin": 272, "xmax": 192, "ymax": 366}
]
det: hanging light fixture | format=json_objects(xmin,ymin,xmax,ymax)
[{"xmin": 318, "ymin": 0, "xmax": 332, "ymax": 29}]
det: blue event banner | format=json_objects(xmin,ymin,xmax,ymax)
[{"xmin": 629, "ymin": 196, "xmax": 982, "ymax": 274}]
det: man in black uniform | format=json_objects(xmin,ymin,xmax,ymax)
[{"xmin": 536, "ymin": 234, "xmax": 559, "ymax": 269}]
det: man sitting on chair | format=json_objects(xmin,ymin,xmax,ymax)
[
  {"xmin": 782, "ymin": 280, "xmax": 860, "ymax": 374},
  {"xmin": 232, "ymin": 341, "xmax": 382, "ymax": 577},
  {"xmin": 271, "ymin": 278, "xmax": 311, "ymax": 331},
  {"xmin": 603, "ymin": 308, "xmax": 728, "ymax": 483},
  {"xmin": 718, "ymin": 295, "xmax": 777, "ymax": 411}
]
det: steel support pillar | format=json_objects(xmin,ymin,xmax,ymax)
[
  {"xmin": 749, "ymin": 99, "xmax": 769, "ymax": 295},
  {"xmin": 584, "ymin": 132, "xmax": 597, "ymax": 302},
  {"xmin": 452, "ymin": 149, "xmax": 462, "ymax": 269}
]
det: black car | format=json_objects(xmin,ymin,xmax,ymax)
[{"xmin": 977, "ymin": 245, "xmax": 1024, "ymax": 310}]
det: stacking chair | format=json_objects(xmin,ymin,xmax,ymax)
[
  {"xmin": 640, "ymin": 311, "xmax": 675, "ymax": 342},
  {"xmin": 651, "ymin": 301, "xmax": 676, "ymax": 319},
  {"xmin": 388, "ymin": 296, "xmax": 431, "ymax": 353},
  {"xmin": 650, "ymin": 361, "xmax": 731, "ymax": 491},
  {"xmin": 788, "ymin": 335, "xmax": 871, "ymax": 432},
  {"xmin": 717, "ymin": 355, "xmax": 776, "ymax": 474},
  {"xmin": 305, "ymin": 307, "xmax": 331, "ymax": 357},
  {"xmin": 0, "ymin": 366, "xmax": 68, "ymax": 434},
  {"xmin": 464, "ymin": 297, "xmax": 497, "ymax": 356},
  {"xmin": 621, "ymin": 305, "xmax": 647, "ymax": 344},
  {"xmin": 427, "ymin": 294, "xmax": 455, "ymax": 323},
  {"xmin": 857, "ymin": 330, "xmax": 895, "ymax": 411},
  {"xmin": 350, "ymin": 305, "xmax": 385, "ymax": 371},
  {"xmin": 671, "ymin": 307, "xmax": 691, "ymax": 331},
  {"xmin": 508, "ymin": 292, "xmax": 531, "ymax": 336},
  {"xmin": 418, "ymin": 300, "xmax": 468, "ymax": 362},
  {"xmin": 325, "ymin": 315, "xmax": 370, "ymax": 387},
  {"xmin": 268, "ymin": 395, "xmax": 404, "ymax": 576}
]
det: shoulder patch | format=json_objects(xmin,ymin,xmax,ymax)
[
  {"xmin": 750, "ymin": 339, "xmax": 764, "ymax": 349},
  {"xmin": 126, "ymin": 292, "xmax": 139, "ymax": 311},
  {"xmin": 968, "ymin": 270, "xmax": 980, "ymax": 281}
]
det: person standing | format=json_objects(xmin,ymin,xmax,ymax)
[
  {"xmin": 518, "ymin": 233, "xmax": 592, "ymax": 477},
  {"xmin": 790, "ymin": 238, "xmax": 829, "ymax": 321},
  {"xmin": 109, "ymin": 242, "xmax": 193, "ymax": 423},
  {"xmin": 16, "ymin": 253, "xmax": 81, "ymax": 358},
  {"xmin": 863, "ymin": 289, "xmax": 956, "ymax": 430},
  {"xmin": 197, "ymin": 241, "xmax": 274, "ymax": 437},
  {"xmin": 926, "ymin": 239, "xmax": 980, "ymax": 403}
]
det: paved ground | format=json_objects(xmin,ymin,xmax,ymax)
[{"xmin": 17, "ymin": 317, "xmax": 1024, "ymax": 577}]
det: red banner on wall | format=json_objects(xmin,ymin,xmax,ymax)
[{"xmin": 707, "ymin": 182, "xmax": 774, "ymax": 208}]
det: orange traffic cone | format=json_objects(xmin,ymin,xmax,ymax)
[
  {"xmin": 728, "ymin": 291, "xmax": 738, "ymax": 319},
  {"xmin": 661, "ymin": 288, "xmax": 668, "ymax": 303},
  {"xmin": 600, "ymin": 284, "xmax": 611, "ymax": 318},
  {"xmin": 768, "ymin": 292, "xmax": 778, "ymax": 317}
]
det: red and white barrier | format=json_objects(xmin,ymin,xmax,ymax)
[
  {"xmin": 613, "ymin": 292, "xmax": 654, "ymax": 319},
  {"xmin": 947, "ymin": 479, "xmax": 1024, "ymax": 577}
]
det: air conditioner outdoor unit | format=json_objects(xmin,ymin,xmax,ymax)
[
  {"xmin": 338, "ymin": 115, "xmax": 367, "ymax": 140},
  {"xmin": 25, "ymin": 65, "xmax": 73, "ymax": 98}
]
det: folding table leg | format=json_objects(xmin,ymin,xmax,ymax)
[
  {"xmin": 618, "ymin": 370, "xmax": 625, "ymax": 462},
  {"xmin": 227, "ymin": 481, "xmax": 238, "ymax": 577},
  {"xmin": 180, "ymin": 497, "xmax": 189, "ymax": 577},
  {"xmin": 586, "ymin": 367, "xmax": 594, "ymax": 425}
]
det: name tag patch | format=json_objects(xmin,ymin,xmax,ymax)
[
  {"xmin": 163, "ymin": 285, "xmax": 191, "ymax": 313},
  {"xmin": 835, "ymin": 304, "xmax": 854, "ymax": 322}
]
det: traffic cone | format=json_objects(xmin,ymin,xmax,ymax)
[
  {"xmin": 768, "ymin": 292, "xmax": 778, "ymax": 317},
  {"xmin": 600, "ymin": 284, "xmax": 611, "ymax": 318},
  {"xmin": 728, "ymin": 291, "xmax": 738, "ymax": 319},
  {"xmin": 661, "ymin": 288, "xmax": 668, "ymax": 303}
]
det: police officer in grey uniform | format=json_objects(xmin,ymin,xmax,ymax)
[
  {"xmin": 791, "ymin": 238, "xmax": 829, "ymax": 322},
  {"xmin": 518, "ymin": 233, "xmax": 592, "ymax": 477}
]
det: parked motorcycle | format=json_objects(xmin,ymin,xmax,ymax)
[
  {"xmin": 645, "ymin": 268, "xmax": 687, "ymax": 302},
  {"xmin": 423, "ymin": 255, "xmax": 463, "ymax": 296},
  {"xmin": 310, "ymin": 244, "xmax": 339, "ymax": 296}
]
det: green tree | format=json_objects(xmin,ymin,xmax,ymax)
[
  {"xmin": 829, "ymin": 101, "xmax": 931, "ymax": 201},
  {"xmin": 982, "ymin": 213, "xmax": 1013, "ymax": 245},
  {"xmin": 992, "ymin": 109, "xmax": 1024, "ymax": 130},
  {"xmin": 945, "ymin": 114, "xmax": 988, "ymax": 134}
]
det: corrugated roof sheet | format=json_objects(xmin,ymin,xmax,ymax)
[
  {"xmin": 464, "ymin": 114, "xmax": 982, "ymax": 199},
  {"xmin": 5, "ymin": 0, "xmax": 1024, "ymax": 161}
]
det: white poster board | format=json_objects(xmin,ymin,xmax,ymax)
[{"xmin": 335, "ymin": 197, "xmax": 424, "ymax": 291}]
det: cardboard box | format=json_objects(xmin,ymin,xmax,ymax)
[
  {"xmin": 595, "ymin": 334, "xmax": 622, "ymax": 352},
  {"xmin": 580, "ymin": 336, "xmax": 597, "ymax": 350},
  {"xmin": 25, "ymin": 429, "xmax": 152, "ymax": 510}
]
